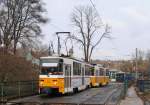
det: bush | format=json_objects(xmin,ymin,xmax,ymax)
[{"xmin": 0, "ymin": 53, "xmax": 39, "ymax": 82}]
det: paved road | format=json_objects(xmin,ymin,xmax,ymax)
[{"xmin": 8, "ymin": 83, "xmax": 123, "ymax": 105}]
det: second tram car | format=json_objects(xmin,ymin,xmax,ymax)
[{"xmin": 91, "ymin": 64, "xmax": 109, "ymax": 87}]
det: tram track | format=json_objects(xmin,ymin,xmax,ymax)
[
  {"xmin": 81, "ymin": 83, "xmax": 123, "ymax": 105},
  {"xmin": 5, "ymin": 83, "xmax": 123, "ymax": 105},
  {"xmin": 105, "ymin": 85, "xmax": 124, "ymax": 105}
]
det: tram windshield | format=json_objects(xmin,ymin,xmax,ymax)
[{"xmin": 40, "ymin": 58, "xmax": 63, "ymax": 75}]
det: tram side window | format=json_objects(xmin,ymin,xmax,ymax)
[
  {"xmin": 96, "ymin": 70, "xmax": 99, "ymax": 76},
  {"xmin": 65, "ymin": 65, "xmax": 71, "ymax": 76},
  {"xmin": 73, "ymin": 62, "xmax": 81, "ymax": 75},
  {"xmin": 85, "ymin": 65, "xmax": 91, "ymax": 76},
  {"xmin": 106, "ymin": 70, "xmax": 109, "ymax": 76},
  {"xmin": 99, "ymin": 68, "xmax": 104, "ymax": 76},
  {"xmin": 112, "ymin": 73, "xmax": 116, "ymax": 79}
]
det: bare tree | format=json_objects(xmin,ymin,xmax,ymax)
[
  {"xmin": 0, "ymin": 0, "xmax": 47, "ymax": 54},
  {"xmin": 146, "ymin": 50, "xmax": 150, "ymax": 62},
  {"xmin": 0, "ymin": 37, "xmax": 1, "ymax": 45},
  {"xmin": 63, "ymin": 36, "xmax": 74, "ymax": 56},
  {"xmin": 31, "ymin": 43, "xmax": 49, "ymax": 58},
  {"xmin": 132, "ymin": 49, "xmax": 145, "ymax": 66},
  {"xmin": 71, "ymin": 6, "xmax": 111, "ymax": 62}
]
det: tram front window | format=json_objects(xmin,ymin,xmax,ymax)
[
  {"xmin": 41, "ymin": 67, "xmax": 63, "ymax": 75},
  {"xmin": 40, "ymin": 58, "xmax": 63, "ymax": 75}
]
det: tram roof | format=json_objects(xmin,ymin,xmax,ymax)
[
  {"xmin": 40, "ymin": 56, "xmax": 92, "ymax": 65},
  {"xmin": 117, "ymin": 71, "xmax": 125, "ymax": 73},
  {"xmin": 109, "ymin": 69, "xmax": 120, "ymax": 72}
]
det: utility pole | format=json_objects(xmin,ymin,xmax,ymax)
[
  {"xmin": 58, "ymin": 35, "xmax": 60, "ymax": 56},
  {"xmin": 48, "ymin": 43, "xmax": 52, "ymax": 56},
  {"xmin": 135, "ymin": 48, "xmax": 138, "ymax": 80}
]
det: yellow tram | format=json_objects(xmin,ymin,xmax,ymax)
[{"xmin": 39, "ymin": 56, "xmax": 109, "ymax": 95}]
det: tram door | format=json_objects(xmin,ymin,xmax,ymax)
[
  {"xmin": 82, "ymin": 67, "xmax": 84, "ymax": 85},
  {"xmin": 64, "ymin": 64, "xmax": 71, "ymax": 88},
  {"xmin": 96, "ymin": 70, "xmax": 99, "ymax": 83}
]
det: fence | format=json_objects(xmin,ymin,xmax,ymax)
[
  {"xmin": 121, "ymin": 78, "xmax": 134, "ymax": 99},
  {"xmin": 137, "ymin": 80, "xmax": 150, "ymax": 92},
  {"xmin": 0, "ymin": 80, "xmax": 39, "ymax": 102}
]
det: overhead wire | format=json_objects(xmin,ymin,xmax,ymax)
[{"xmin": 89, "ymin": 0, "xmax": 104, "ymax": 26}]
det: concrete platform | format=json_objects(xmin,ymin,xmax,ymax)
[{"xmin": 120, "ymin": 86, "xmax": 143, "ymax": 105}]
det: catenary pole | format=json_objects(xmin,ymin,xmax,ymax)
[{"xmin": 135, "ymin": 48, "xmax": 138, "ymax": 80}]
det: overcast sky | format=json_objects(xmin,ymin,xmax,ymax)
[{"xmin": 41, "ymin": 0, "xmax": 150, "ymax": 60}]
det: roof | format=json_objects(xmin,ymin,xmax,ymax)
[
  {"xmin": 109, "ymin": 69, "xmax": 120, "ymax": 72},
  {"xmin": 40, "ymin": 56, "xmax": 93, "ymax": 66}
]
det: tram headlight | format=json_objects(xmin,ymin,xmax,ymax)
[
  {"xmin": 54, "ymin": 81, "xmax": 57, "ymax": 85},
  {"xmin": 40, "ymin": 81, "xmax": 44, "ymax": 85}
]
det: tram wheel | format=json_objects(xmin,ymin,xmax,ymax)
[
  {"xmin": 73, "ymin": 88, "xmax": 78, "ymax": 93},
  {"xmin": 90, "ymin": 83, "xmax": 93, "ymax": 88},
  {"xmin": 99, "ymin": 83, "xmax": 102, "ymax": 87}
]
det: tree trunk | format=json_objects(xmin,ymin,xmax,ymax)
[
  {"xmin": 13, "ymin": 42, "xmax": 17, "ymax": 54},
  {"xmin": 4, "ymin": 45, "xmax": 9, "ymax": 54}
]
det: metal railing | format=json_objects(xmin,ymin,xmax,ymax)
[
  {"xmin": 0, "ymin": 80, "xmax": 39, "ymax": 102},
  {"xmin": 137, "ymin": 80, "xmax": 150, "ymax": 92}
]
